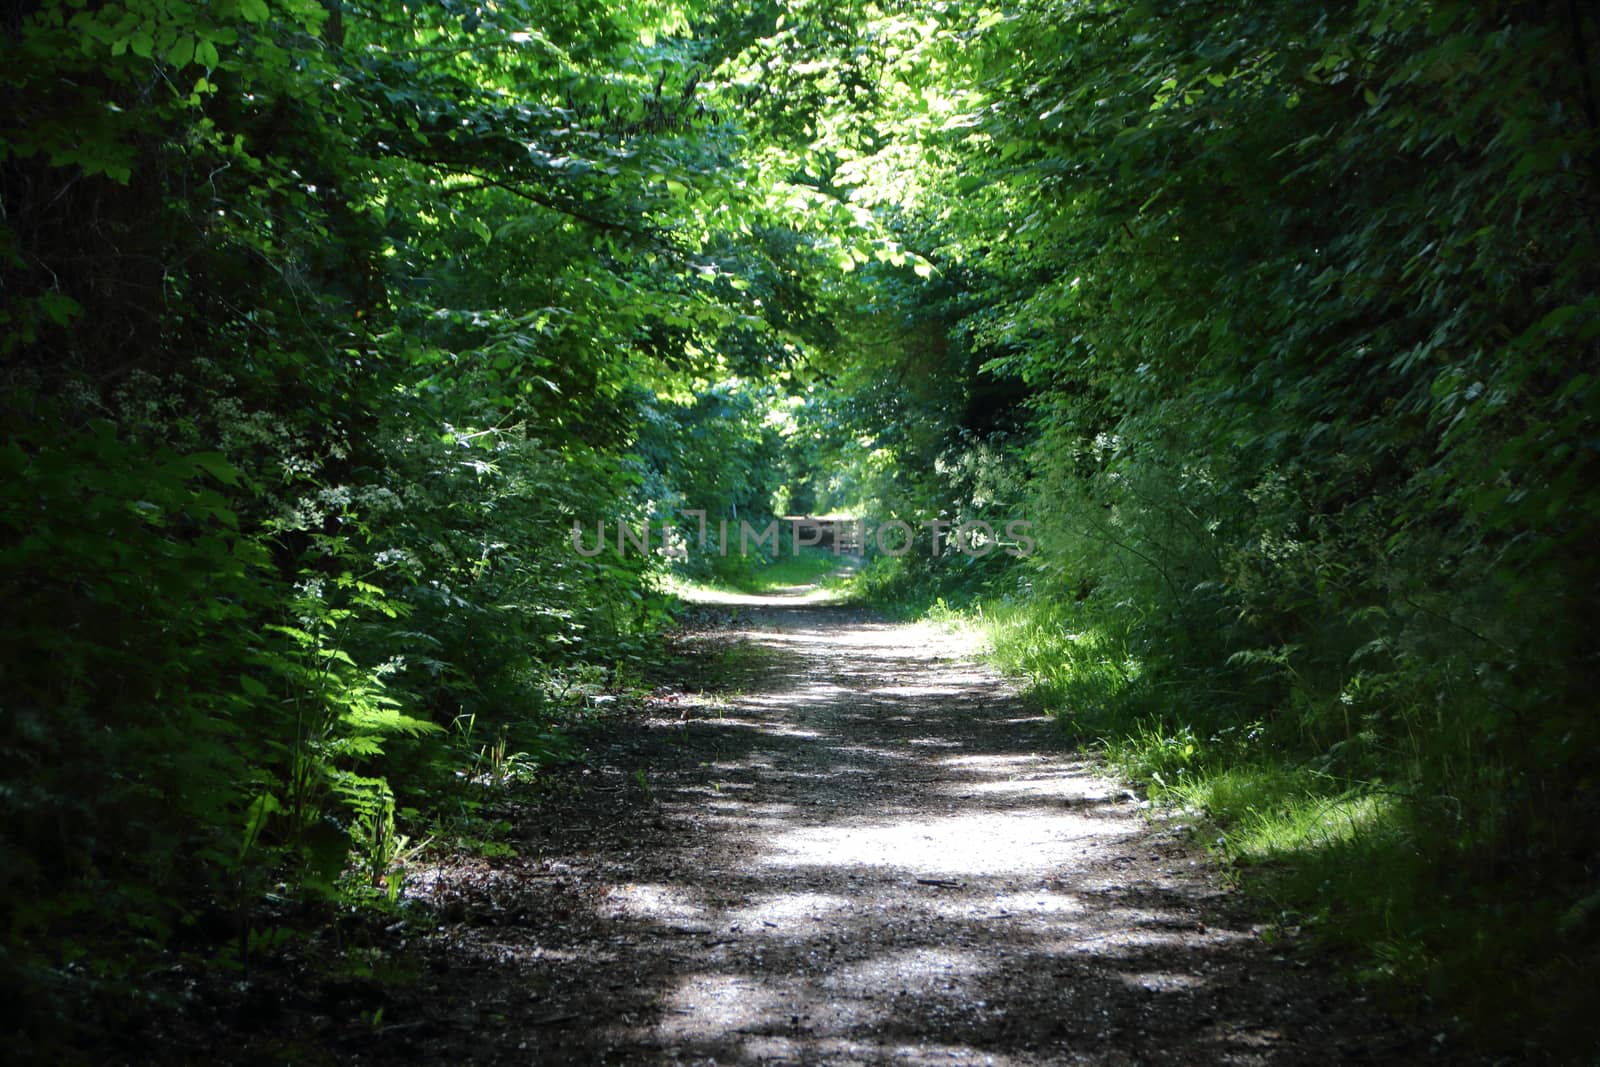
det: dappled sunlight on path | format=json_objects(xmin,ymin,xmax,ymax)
[{"xmin": 403, "ymin": 590, "xmax": 1420, "ymax": 1065}]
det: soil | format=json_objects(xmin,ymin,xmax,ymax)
[{"xmin": 147, "ymin": 585, "xmax": 1452, "ymax": 1065}]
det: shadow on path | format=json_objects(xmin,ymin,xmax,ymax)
[{"xmin": 396, "ymin": 594, "xmax": 1427, "ymax": 1065}]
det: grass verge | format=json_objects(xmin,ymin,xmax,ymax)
[{"xmin": 868, "ymin": 583, "xmax": 1597, "ymax": 1062}]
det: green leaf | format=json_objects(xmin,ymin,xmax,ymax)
[
  {"xmin": 39, "ymin": 292, "xmax": 82, "ymax": 326},
  {"xmin": 240, "ymin": 793, "xmax": 281, "ymax": 860},
  {"xmin": 190, "ymin": 452, "xmax": 241, "ymax": 486},
  {"xmin": 1536, "ymin": 305, "xmax": 1581, "ymax": 334},
  {"xmin": 165, "ymin": 35, "xmax": 196, "ymax": 68}
]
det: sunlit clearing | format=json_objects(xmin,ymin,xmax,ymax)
[
  {"xmin": 661, "ymin": 974, "xmax": 796, "ymax": 1035},
  {"xmin": 725, "ymin": 891, "xmax": 854, "ymax": 929},
  {"xmin": 947, "ymin": 774, "xmax": 1121, "ymax": 800},
  {"xmin": 605, "ymin": 882, "xmax": 709, "ymax": 923},
  {"xmin": 666, "ymin": 579, "xmax": 842, "ymax": 606},
  {"xmin": 936, "ymin": 753, "xmax": 1050, "ymax": 773},
  {"xmin": 760, "ymin": 809, "xmax": 1133, "ymax": 877},
  {"xmin": 829, "ymin": 946, "xmax": 988, "ymax": 994}
]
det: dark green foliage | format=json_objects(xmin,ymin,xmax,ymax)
[
  {"xmin": 0, "ymin": 417, "xmax": 267, "ymax": 1029},
  {"xmin": 984, "ymin": 0, "xmax": 1600, "ymax": 856},
  {"xmin": 0, "ymin": 0, "xmax": 809, "ymax": 1048},
  {"xmin": 4, "ymin": 0, "xmax": 1598, "ymax": 1056}
]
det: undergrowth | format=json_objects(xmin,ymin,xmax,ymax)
[{"xmin": 848, "ymin": 555, "xmax": 1600, "ymax": 1062}]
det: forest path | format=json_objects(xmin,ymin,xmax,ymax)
[{"xmin": 395, "ymin": 588, "xmax": 1422, "ymax": 1065}]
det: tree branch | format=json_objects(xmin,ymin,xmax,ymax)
[{"xmin": 421, "ymin": 163, "xmax": 656, "ymax": 240}]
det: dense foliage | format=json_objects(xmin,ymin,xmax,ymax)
[
  {"xmin": 0, "ymin": 0, "xmax": 865, "ymax": 1047},
  {"xmin": 3, "ymin": 0, "xmax": 1597, "ymax": 1056},
  {"xmin": 807, "ymin": 0, "xmax": 1600, "ymax": 1053}
]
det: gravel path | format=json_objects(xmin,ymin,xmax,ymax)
[{"xmin": 377, "ymin": 589, "xmax": 1429, "ymax": 1065}]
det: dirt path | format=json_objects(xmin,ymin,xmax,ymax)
[{"xmin": 351, "ymin": 589, "xmax": 1428, "ymax": 1065}]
